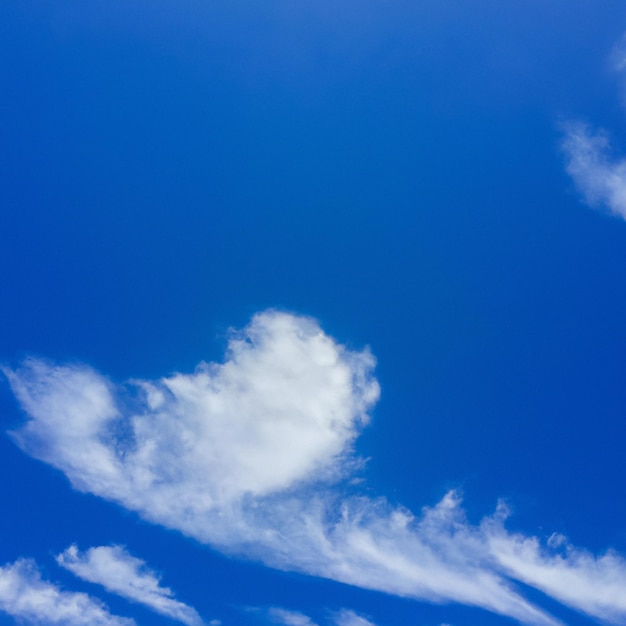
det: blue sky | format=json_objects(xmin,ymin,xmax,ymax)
[{"xmin": 3, "ymin": 2, "xmax": 626, "ymax": 625}]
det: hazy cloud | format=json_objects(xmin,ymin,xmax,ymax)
[
  {"xmin": 0, "ymin": 558, "xmax": 134, "ymax": 626},
  {"xmin": 268, "ymin": 607, "xmax": 319, "ymax": 626},
  {"xmin": 57, "ymin": 544, "xmax": 202, "ymax": 626},
  {"xmin": 332, "ymin": 609, "xmax": 377, "ymax": 626},
  {"xmin": 610, "ymin": 32, "xmax": 626, "ymax": 73},
  {"xmin": 561, "ymin": 121, "xmax": 626, "ymax": 219},
  {"xmin": 268, "ymin": 607, "xmax": 377, "ymax": 626}
]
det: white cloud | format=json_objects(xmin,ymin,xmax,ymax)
[
  {"xmin": 268, "ymin": 607, "xmax": 319, "ymax": 626},
  {"xmin": 57, "ymin": 544, "xmax": 202, "ymax": 626},
  {"xmin": 7, "ymin": 310, "xmax": 626, "ymax": 626},
  {"xmin": 291, "ymin": 492, "xmax": 559, "ymax": 626},
  {"xmin": 332, "ymin": 609, "xmax": 377, "ymax": 626},
  {"xmin": 0, "ymin": 558, "xmax": 134, "ymax": 626},
  {"xmin": 4, "ymin": 311, "xmax": 379, "ymax": 539},
  {"xmin": 561, "ymin": 121, "xmax": 626, "ymax": 219},
  {"xmin": 1, "ymin": 312, "xmax": 554, "ymax": 626},
  {"xmin": 267, "ymin": 607, "xmax": 376, "ymax": 626},
  {"xmin": 487, "ymin": 520, "xmax": 626, "ymax": 624}
]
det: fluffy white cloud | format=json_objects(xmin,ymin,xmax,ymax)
[
  {"xmin": 7, "ymin": 310, "xmax": 626, "ymax": 626},
  {"xmin": 561, "ymin": 121, "xmax": 626, "ymax": 219},
  {"xmin": 4, "ymin": 311, "xmax": 379, "ymax": 545},
  {"xmin": 0, "ymin": 558, "xmax": 134, "ymax": 626},
  {"xmin": 57, "ymin": 544, "xmax": 202, "ymax": 626}
]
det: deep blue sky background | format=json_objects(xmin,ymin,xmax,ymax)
[{"xmin": 3, "ymin": 2, "xmax": 626, "ymax": 625}]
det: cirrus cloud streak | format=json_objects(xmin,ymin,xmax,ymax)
[
  {"xmin": 57, "ymin": 544, "xmax": 203, "ymax": 626},
  {"xmin": 0, "ymin": 558, "xmax": 135, "ymax": 626}
]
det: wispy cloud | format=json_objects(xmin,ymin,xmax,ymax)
[
  {"xmin": 6, "ymin": 311, "xmax": 626, "ymax": 625},
  {"xmin": 487, "ymin": 522, "xmax": 626, "ymax": 624},
  {"xmin": 332, "ymin": 609, "xmax": 377, "ymax": 626},
  {"xmin": 267, "ymin": 607, "xmax": 377, "ymax": 626},
  {"xmin": 610, "ymin": 32, "xmax": 626, "ymax": 74},
  {"xmin": 561, "ymin": 121, "xmax": 626, "ymax": 219},
  {"xmin": 0, "ymin": 558, "xmax": 135, "ymax": 626},
  {"xmin": 561, "ymin": 30, "xmax": 626, "ymax": 221},
  {"xmin": 268, "ymin": 607, "xmax": 319, "ymax": 626},
  {"xmin": 295, "ymin": 492, "xmax": 559, "ymax": 626},
  {"xmin": 57, "ymin": 544, "xmax": 203, "ymax": 626}
]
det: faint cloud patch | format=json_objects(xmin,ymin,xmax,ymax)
[
  {"xmin": 266, "ymin": 607, "xmax": 377, "ymax": 626},
  {"xmin": 268, "ymin": 607, "xmax": 319, "ymax": 626},
  {"xmin": 332, "ymin": 608, "xmax": 377, "ymax": 626},
  {"xmin": 560, "ymin": 30, "xmax": 626, "ymax": 221},
  {"xmin": 610, "ymin": 32, "xmax": 626, "ymax": 74},
  {"xmin": 561, "ymin": 121, "xmax": 626, "ymax": 220}
]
